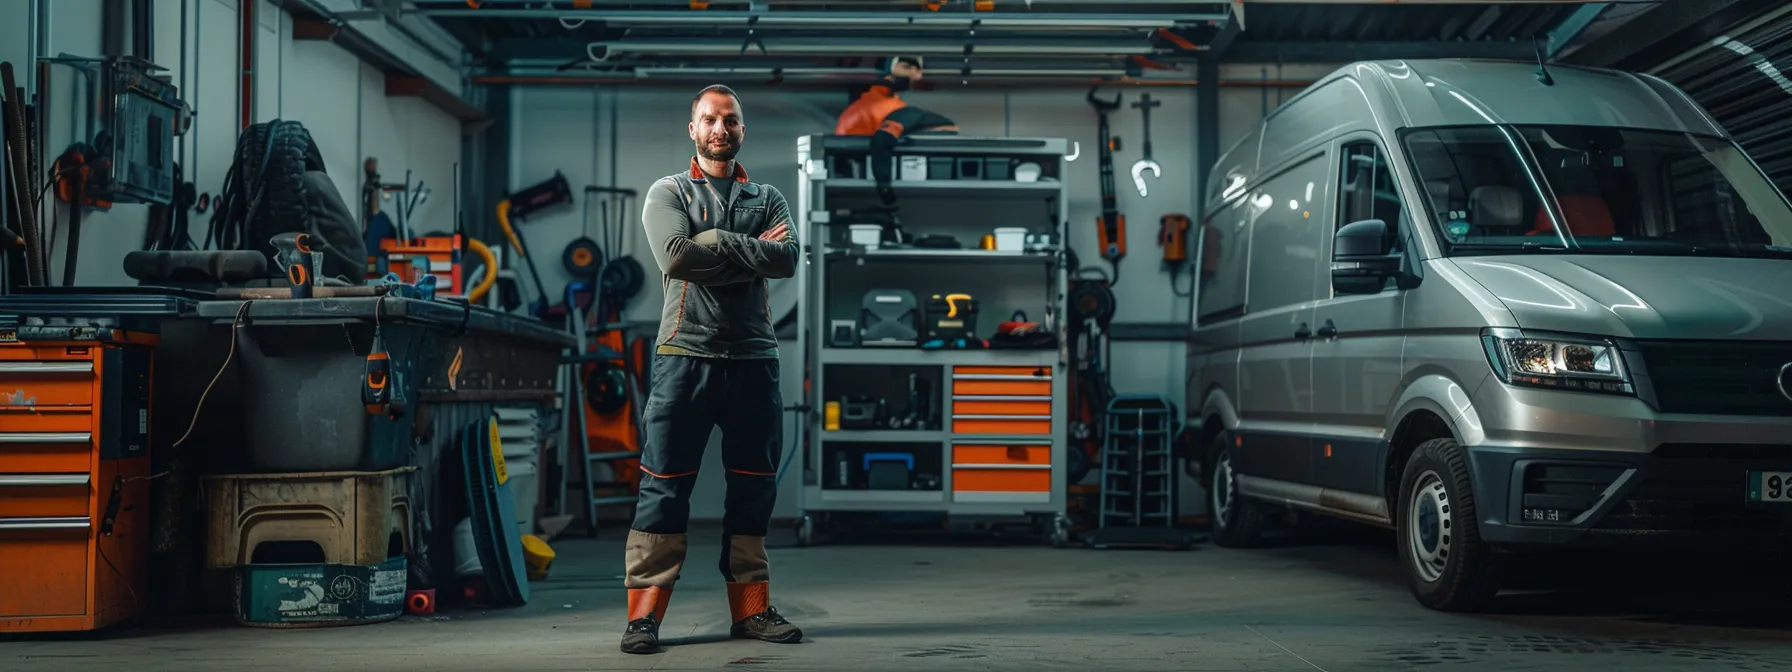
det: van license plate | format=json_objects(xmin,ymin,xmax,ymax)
[{"xmin": 1746, "ymin": 471, "xmax": 1792, "ymax": 502}]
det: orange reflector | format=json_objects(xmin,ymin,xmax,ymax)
[
  {"xmin": 1324, "ymin": 444, "xmax": 1332, "ymax": 457},
  {"xmin": 1234, "ymin": 435, "xmax": 1243, "ymax": 447}
]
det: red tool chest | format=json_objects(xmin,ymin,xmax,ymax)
[{"xmin": 0, "ymin": 328, "xmax": 156, "ymax": 633}]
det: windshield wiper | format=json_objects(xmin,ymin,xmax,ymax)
[{"xmin": 1447, "ymin": 241, "xmax": 1566, "ymax": 253}]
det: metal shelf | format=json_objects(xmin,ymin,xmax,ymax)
[
  {"xmin": 820, "ymin": 348, "xmax": 1057, "ymax": 366},
  {"xmin": 822, "ymin": 178, "xmax": 1062, "ymax": 197},
  {"xmin": 824, "ymin": 248, "xmax": 1061, "ymax": 264},
  {"xmin": 822, "ymin": 430, "xmax": 946, "ymax": 442},
  {"xmin": 795, "ymin": 132, "xmax": 1070, "ymax": 525}
]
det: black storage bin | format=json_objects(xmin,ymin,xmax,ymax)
[{"xmin": 928, "ymin": 157, "xmax": 957, "ymax": 180}]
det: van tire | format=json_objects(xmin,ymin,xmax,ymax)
[
  {"xmin": 1397, "ymin": 437, "xmax": 1503, "ymax": 612},
  {"xmin": 1207, "ymin": 432, "xmax": 1269, "ymax": 548}
]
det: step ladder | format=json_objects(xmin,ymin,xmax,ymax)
[
  {"xmin": 1084, "ymin": 395, "xmax": 1203, "ymax": 550},
  {"xmin": 559, "ymin": 301, "xmax": 642, "ymax": 533}
]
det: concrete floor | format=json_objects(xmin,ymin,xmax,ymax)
[{"xmin": 6, "ymin": 523, "xmax": 1792, "ymax": 671}]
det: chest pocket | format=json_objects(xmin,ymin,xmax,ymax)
[{"xmin": 731, "ymin": 204, "xmax": 770, "ymax": 233}]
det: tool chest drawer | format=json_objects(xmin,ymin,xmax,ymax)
[
  {"xmin": 0, "ymin": 474, "xmax": 94, "ymax": 519},
  {"xmin": 950, "ymin": 441, "xmax": 1052, "ymax": 501},
  {"xmin": 0, "ymin": 357, "xmax": 96, "ymax": 407},
  {"xmin": 0, "ymin": 410, "xmax": 96, "ymax": 474},
  {"xmin": 0, "ymin": 521, "xmax": 92, "ymax": 618},
  {"xmin": 950, "ymin": 415, "xmax": 1052, "ymax": 435},
  {"xmin": 950, "ymin": 366, "xmax": 1052, "ymax": 396}
]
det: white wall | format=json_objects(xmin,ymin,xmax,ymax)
[
  {"xmin": 0, "ymin": 0, "xmax": 464, "ymax": 287},
  {"xmin": 510, "ymin": 64, "xmax": 1339, "ymax": 523},
  {"xmin": 254, "ymin": 0, "xmax": 463, "ymax": 243},
  {"xmin": 3, "ymin": 0, "xmax": 245, "ymax": 286}
]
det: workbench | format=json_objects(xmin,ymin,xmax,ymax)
[{"xmin": 0, "ymin": 286, "xmax": 576, "ymax": 618}]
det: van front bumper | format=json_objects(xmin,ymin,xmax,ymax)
[{"xmin": 1465, "ymin": 443, "xmax": 1792, "ymax": 550}]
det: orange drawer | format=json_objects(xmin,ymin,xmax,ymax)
[
  {"xmin": 0, "ymin": 522, "xmax": 92, "ymax": 618},
  {"xmin": 951, "ymin": 468, "xmax": 1051, "ymax": 493},
  {"xmin": 951, "ymin": 417, "xmax": 1052, "ymax": 435},
  {"xmin": 952, "ymin": 379, "xmax": 1052, "ymax": 396},
  {"xmin": 952, "ymin": 366, "xmax": 1051, "ymax": 398},
  {"xmin": 0, "ymin": 360, "xmax": 96, "ymax": 407},
  {"xmin": 952, "ymin": 443, "xmax": 1051, "ymax": 466},
  {"xmin": 0, "ymin": 344, "xmax": 98, "ymax": 362},
  {"xmin": 951, "ymin": 399, "xmax": 1051, "ymax": 416},
  {"xmin": 0, "ymin": 410, "xmax": 95, "ymax": 474},
  {"xmin": 0, "ymin": 475, "xmax": 93, "ymax": 519}
]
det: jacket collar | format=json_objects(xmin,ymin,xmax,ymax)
[{"xmin": 688, "ymin": 157, "xmax": 750, "ymax": 184}]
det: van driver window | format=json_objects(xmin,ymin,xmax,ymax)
[
  {"xmin": 1401, "ymin": 125, "xmax": 1792, "ymax": 258},
  {"xmin": 1338, "ymin": 142, "xmax": 1406, "ymax": 252}
]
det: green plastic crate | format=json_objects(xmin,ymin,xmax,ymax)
[{"xmin": 233, "ymin": 557, "xmax": 407, "ymax": 628}]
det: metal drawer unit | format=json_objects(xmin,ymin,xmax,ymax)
[
  {"xmin": 792, "ymin": 134, "xmax": 1072, "ymax": 546},
  {"xmin": 0, "ymin": 330, "xmax": 156, "ymax": 633}
]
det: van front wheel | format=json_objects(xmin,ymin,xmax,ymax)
[
  {"xmin": 1208, "ymin": 432, "xmax": 1269, "ymax": 548},
  {"xmin": 1397, "ymin": 438, "xmax": 1503, "ymax": 612}
]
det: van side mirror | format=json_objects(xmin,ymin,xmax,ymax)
[{"xmin": 1332, "ymin": 218, "xmax": 1399, "ymax": 295}]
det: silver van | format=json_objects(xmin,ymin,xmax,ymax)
[{"xmin": 1186, "ymin": 58, "xmax": 1792, "ymax": 611}]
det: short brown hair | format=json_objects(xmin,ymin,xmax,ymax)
[{"xmin": 691, "ymin": 84, "xmax": 740, "ymax": 118}]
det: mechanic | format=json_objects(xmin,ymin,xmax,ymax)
[
  {"xmin": 836, "ymin": 56, "xmax": 960, "ymax": 206},
  {"xmin": 621, "ymin": 84, "xmax": 804, "ymax": 655}
]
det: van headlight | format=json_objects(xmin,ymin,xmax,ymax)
[{"xmin": 1482, "ymin": 328, "xmax": 1634, "ymax": 395}]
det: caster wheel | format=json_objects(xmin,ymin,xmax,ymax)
[
  {"xmin": 795, "ymin": 514, "xmax": 815, "ymax": 547},
  {"xmin": 1051, "ymin": 514, "xmax": 1072, "ymax": 548}
]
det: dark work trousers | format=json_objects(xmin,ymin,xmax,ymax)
[
  {"xmin": 623, "ymin": 353, "xmax": 783, "ymax": 624},
  {"xmin": 871, "ymin": 106, "xmax": 959, "ymax": 204}
]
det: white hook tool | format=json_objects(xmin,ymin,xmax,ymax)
[
  {"xmin": 1129, "ymin": 93, "xmax": 1162, "ymax": 198},
  {"xmin": 1065, "ymin": 141, "xmax": 1081, "ymax": 162}
]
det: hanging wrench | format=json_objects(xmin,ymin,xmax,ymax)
[{"xmin": 1130, "ymin": 93, "xmax": 1162, "ymax": 198}]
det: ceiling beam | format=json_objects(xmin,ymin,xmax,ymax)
[
  {"xmin": 1563, "ymin": 0, "xmax": 1774, "ymax": 70},
  {"xmin": 1546, "ymin": 3, "xmax": 1608, "ymax": 60},
  {"xmin": 1222, "ymin": 40, "xmax": 1533, "ymax": 63},
  {"xmin": 417, "ymin": 8, "xmax": 1225, "ymax": 29}
]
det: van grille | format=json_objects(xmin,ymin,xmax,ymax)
[{"xmin": 1635, "ymin": 340, "xmax": 1792, "ymax": 416}]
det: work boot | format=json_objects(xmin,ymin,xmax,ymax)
[
  {"xmin": 730, "ymin": 605, "xmax": 804, "ymax": 643},
  {"xmin": 727, "ymin": 582, "xmax": 802, "ymax": 643},
  {"xmin": 620, "ymin": 615, "xmax": 662, "ymax": 654},
  {"xmin": 622, "ymin": 586, "xmax": 673, "ymax": 654}
]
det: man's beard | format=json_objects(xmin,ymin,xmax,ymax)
[{"xmin": 697, "ymin": 135, "xmax": 741, "ymax": 162}]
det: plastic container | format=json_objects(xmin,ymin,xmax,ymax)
[
  {"xmin": 236, "ymin": 323, "xmax": 419, "ymax": 473},
  {"xmin": 233, "ymin": 557, "xmax": 407, "ymax": 628},
  {"xmin": 849, "ymin": 224, "xmax": 883, "ymax": 248},
  {"xmin": 993, "ymin": 227, "xmax": 1028, "ymax": 252},
  {"xmin": 453, "ymin": 517, "xmax": 483, "ymax": 578},
  {"xmin": 204, "ymin": 467, "xmax": 415, "ymax": 569}
]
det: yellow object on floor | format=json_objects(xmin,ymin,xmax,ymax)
[{"xmin": 521, "ymin": 534, "xmax": 556, "ymax": 581}]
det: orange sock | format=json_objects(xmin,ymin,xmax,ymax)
[
  {"xmin": 726, "ymin": 581, "xmax": 769, "ymax": 622},
  {"xmin": 627, "ymin": 586, "xmax": 672, "ymax": 622}
]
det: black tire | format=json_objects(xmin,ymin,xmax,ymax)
[
  {"xmin": 1207, "ymin": 431, "xmax": 1269, "ymax": 548},
  {"xmin": 1396, "ymin": 437, "xmax": 1504, "ymax": 612}
]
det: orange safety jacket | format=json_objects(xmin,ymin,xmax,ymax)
[{"xmin": 835, "ymin": 82, "xmax": 908, "ymax": 136}]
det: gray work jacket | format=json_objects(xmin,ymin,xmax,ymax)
[{"xmin": 641, "ymin": 158, "xmax": 799, "ymax": 359}]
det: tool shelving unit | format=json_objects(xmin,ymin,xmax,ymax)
[{"xmin": 792, "ymin": 133, "xmax": 1073, "ymax": 547}]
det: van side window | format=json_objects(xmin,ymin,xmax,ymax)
[
  {"xmin": 1196, "ymin": 198, "xmax": 1249, "ymax": 322},
  {"xmin": 1338, "ymin": 142, "xmax": 1405, "ymax": 248},
  {"xmin": 1245, "ymin": 155, "xmax": 1332, "ymax": 313}
]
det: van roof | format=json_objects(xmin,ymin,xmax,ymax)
[{"xmin": 1202, "ymin": 58, "xmax": 1725, "ymax": 211}]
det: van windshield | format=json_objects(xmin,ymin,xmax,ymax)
[{"xmin": 1401, "ymin": 125, "xmax": 1792, "ymax": 259}]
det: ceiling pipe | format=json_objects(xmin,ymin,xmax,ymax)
[
  {"xmin": 593, "ymin": 36, "xmax": 1165, "ymax": 56},
  {"xmin": 415, "ymin": 9, "xmax": 1224, "ymax": 28},
  {"xmin": 469, "ymin": 73, "xmax": 1316, "ymax": 88}
]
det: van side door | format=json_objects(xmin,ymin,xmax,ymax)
[
  {"xmin": 1233, "ymin": 151, "xmax": 1333, "ymax": 487},
  {"xmin": 1309, "ymin": 137, "xmax": 1411, "ymax": 497}
]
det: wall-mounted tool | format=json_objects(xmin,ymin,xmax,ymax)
[
  {"xmin": 270, "ymin": 232, "xmax": 315, "ymax": 298},
  {"xmin": 562, "ymin": 194, "xmax": 604, "ymax": 279},
  {"xmin": 1158, "ymin": 214, "xmax": 1190, "ymax": 268},
  {"xmin": 1130, "ymin": 93, "xmax": 1162, "ymax": 198},
  {"xmin": 497, "ymin": 172, "xmax": 574, "ymax": 319},
  {"xmin": 363, "ymin": 298, "xmax": 407, "ymax": 419},
  {"xmin": 1087, "ymin": 88, "xmax": 1127, "ymax": 278}
]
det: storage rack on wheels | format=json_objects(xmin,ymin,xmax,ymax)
[{"xmin": 792, "ymin": 133, "xmax": 1073, "ymax": 547}]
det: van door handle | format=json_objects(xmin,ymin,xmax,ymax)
[
  {"xmin": 1294, "ymin": 323, "xmax": 1311, "ymax": 340},
  {"xmin": 1317, "ymin": 319, "xmax": 1338, "ymax": 338}
]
